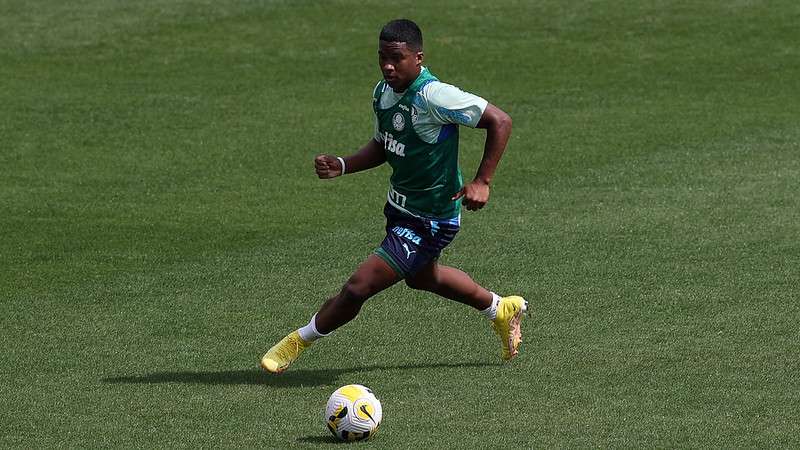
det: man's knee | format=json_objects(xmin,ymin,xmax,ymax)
[{"xmin": 341, "ymin": 277, "xmax": 376, "ymax": 303}]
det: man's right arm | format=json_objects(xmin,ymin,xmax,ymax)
[{"xmin": 314, "ymin": 138, "xmax": 385, "ymax": 179}]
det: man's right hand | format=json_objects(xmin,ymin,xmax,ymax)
[{"xmin": 314, "ymin": 154, "xmax": 343, "ymax": 179}]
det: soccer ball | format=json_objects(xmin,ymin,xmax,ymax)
[{"xmin": 325, "ymin": 384, "xmax": 382, "ymax": 441}]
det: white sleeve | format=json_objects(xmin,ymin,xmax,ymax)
[
  {"xmin": 424, "ymin": 82, "xmax": 489, "ymax": 128},
  {"xmin": 372, "ymin": 81, "xmax": 384, "ymax": 142},
  {"xmin": 374, "ymin": 111, "xmax": 382, "ymax": 142}
]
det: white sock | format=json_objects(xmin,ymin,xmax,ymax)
[
  {"xmin": 296, "ymin": 314, "xmax": 330, "ymax": 342},
  {"xmin": 480, "ymin": 292, "xmax": 501, "ymax": 320}
]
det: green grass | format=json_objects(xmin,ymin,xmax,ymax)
[{"xmin": 2, "ymin": 0, "xmax": 799, "ymax": 447}]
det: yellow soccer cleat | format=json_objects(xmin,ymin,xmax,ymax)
[
  {"xmin": 491, "ymin": 296, "xmax": 528, "ymax": 360},
  {"xmin": 260, "ymin": 330, "xmax": 311, "ymax": 374}
]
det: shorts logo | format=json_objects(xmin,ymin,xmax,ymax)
[
  {"xmin": 392, "ymin": 112, "xmax": 405, "ymax": 131},
  {"xmin": 402, "ymin": 243, "xmax": 416, "ymax": 259},
  {"xmin": 392, "ymin": 226, "xmax": 421, "ymax": 245}
]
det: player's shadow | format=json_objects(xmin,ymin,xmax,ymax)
[
  {"xmin": 102, "ymin": 361, "xmax": 499, "ymax": 388},
  {"xmin": 295, "ymin": 435, "xmax": 340, "ymax": 444}
]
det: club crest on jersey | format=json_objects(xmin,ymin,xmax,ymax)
[{"xmin": 392, "ymin": 112, "xmax": 405, "ymax": 131}]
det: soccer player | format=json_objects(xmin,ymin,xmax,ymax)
[{"xmin": 261, "ymin": 19, "xmax": 526, "ymax": 374}]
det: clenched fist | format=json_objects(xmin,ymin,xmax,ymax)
[
  {"xmin": 314, "ymin": 154, "xmax": 343, "ymax": 179},
  {"xmin": 452, "ymin": 179, "xmax": 490, "ymax": 211}
]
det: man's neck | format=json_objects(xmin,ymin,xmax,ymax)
[{"xmin": 393, "ymin": 67, "xmax": 423, "ymax": 93}]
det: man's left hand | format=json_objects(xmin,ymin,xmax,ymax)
[{"xmin": 452, "ymin": 180, "xmax": 490, "ymax": 211}]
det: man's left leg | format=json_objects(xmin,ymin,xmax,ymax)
[
  {"xmin": 405, "ymin": 261, "xmax": 528, "ymax": 360},
  {"xmin": 404, "ymin": 261, "xmax": 492, "ymax": 310}
]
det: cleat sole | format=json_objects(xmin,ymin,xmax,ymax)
[{"xmin": 505, "ymin": 297, "xmax": 527, "ymax": 360}]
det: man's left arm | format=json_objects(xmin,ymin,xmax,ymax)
[{"xmin": 453, "ymin": 103, "xmax": 513, "ymax": 211}]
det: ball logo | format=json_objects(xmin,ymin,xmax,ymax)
[
  {"xmin": 392, "ymin": 112, "xmax": 405, "ymax": 131},
  {"xmin": 354, "ymin": 399, "xmax": 377, "ymax": 424}
]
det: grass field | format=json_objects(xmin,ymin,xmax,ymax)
[{"xmin": 2, "ymin": 0, "xmax": 799, "ymax": 447}]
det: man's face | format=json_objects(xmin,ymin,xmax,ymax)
[{"xmin": 378, "ymin": 40, "xmax": 423, "ymax": 92}]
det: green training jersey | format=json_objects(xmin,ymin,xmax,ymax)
[{"xmin": 372, "ymin": 68, "xmax": 486, "ymax": 219}]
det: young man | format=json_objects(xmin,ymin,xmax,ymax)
[{"xmin": 261, "ymin": 19, "xmax": 526, "ymax": 374}]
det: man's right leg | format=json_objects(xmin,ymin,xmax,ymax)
[
  {"xmin": 260, "ymin": 254, "xmax": 399, "ymax": 374},
  {"xmin": 314, "ymin": 254, "xmax": 400, "ymax": 333}
]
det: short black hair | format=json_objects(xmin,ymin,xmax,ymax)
[{"xmin": 379, "ymin": 19, "xmax": 423, "ymax": 51}]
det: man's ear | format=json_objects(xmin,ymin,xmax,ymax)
[{"xmin": 416, "ymin": 51, "xmax": 424, "ymax": 66}]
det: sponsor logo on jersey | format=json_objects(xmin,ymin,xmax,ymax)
[
  {"xmin": 392, "ymin": 112, "xmax": 405, "ymax": 131},
  {"xmin": 410, "ymin": 106, "xmax": 419, "ymax": 125},
  {"xmin": 392, "ymin": 226, "xmax": 422, "ymax": 245},
  {"xmin": 388, "ymin": 188, "xmax": 407, "ymax": 207},
  {"xmin": 382, "ymin": 131, "xmax": 406, "ymax": 156}
]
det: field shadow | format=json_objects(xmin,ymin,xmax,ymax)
[
  {"xmin": 296, "ymin": 435, "xmax": 340, "ymax": 444},
  {"xmin": 102, "ymin": 361, "xmax": 499, "ymax": 387}
]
